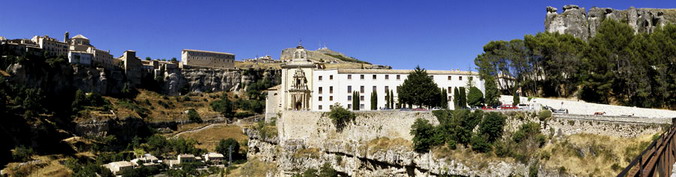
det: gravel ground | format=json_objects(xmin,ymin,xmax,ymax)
[{"xmin": 500, "ymin": 95, "xmax": 676, "ymax": 118}]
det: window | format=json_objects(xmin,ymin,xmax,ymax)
[
  {"xmin": 360, "ymin": 75, "xmax": 364, "ymax": 80},
  {"xmin": 385, "ymin": 75, "xmax": 389, "ymax": 80},
  {"xmin": 448, "ymin": 87, "xmax": 452, "ymax": 93},
  {"xmin": 329, "ymin": 96, "xmax": 333, "ymax": 101},
  {"xmin": 319, "ymin": 76, "xmax": 323, "ymax": 81},
  {"xmin": 318, "ymin": 105, "xmax": 323, "ymax": 110},
  {"xmin": 360, "ymin": 86, "xmax": 364, "ymax": 93},
  {"xmin": 318, "ymin": 87, "xmax": 323, "ymax": 94},
  {"xmin": 373, "ymin": 86, "xmax": 377, "ymax": 92},
  {"xmin": 348, "ymin": 104, "xmax": 352, "ymax": 109},
  {"xmin": 448, "ymin": 76, "xmax": 452, "ymax": 80},
  {"xmin": 348, "ymin": 75, "xmax": 352, "ymax": 79},
  {"xmin": 330, "ymin": 75, "xmax": 333, "ymax": 80},
  {"xmin": 397, "ymin": 75, "xmax": 401, "ymax": 80},
  {"xmin": 347, "ymin": 86, "xmax": 352, "ymax": 93},
  {"xmin": 360, "ymin": 104, "xmax": 364, "ymax": 109},
  {"xmin": 360, "ymin": 96, "xmax": 364, "ymax": 101},
  {"xmin": 348, "ymin": 96, "xmax": 352, "ymax": 101},
  {"xmin": 459, "ymin": 76, "xmax": 463, "ymax": 80},
  {"xmin": 469, "ymin": 77, "xmax": 473, "ymax": 81},
  {"xmin": 318, "ymin": 96, "xmax": 323, "ymax": 101},
  {"xmin": 329, "ymin": 86, "xmax": 333, "ymax": 94},
  {"xmin": 372, "ymin": 75, "xmax": 377, "ymax": 79},
  {"xmin": 385, "ymin": 86, "xmax": 389, "ymax": 92}
]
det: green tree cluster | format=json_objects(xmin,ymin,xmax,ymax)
[
  {"xmin": 398, "ymin": 66, "xmax": 441, "ymax": 109},
  {"xmin": 475, "ymin": 20, "xmax": 676, "ymax": 109},
  {"xmin": 187, "ymin": 109, "xmax": 202, "ymax": 123},
  {"xmin": 410, "ymin": 110, "xmax": 506, "ymax": 153},
  {"xmin": 215, "ymin": 138, "xmax": 243, "ymax": 162},
  {"xmin": 328, "ymin": 103, "xmax": 356, "ymax": 131}
]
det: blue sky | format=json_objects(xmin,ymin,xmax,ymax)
[{"xmin": 1, "ymin": 0, "xmax": 673, "ymax": 70}]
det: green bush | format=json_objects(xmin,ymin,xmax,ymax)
[
  {"xmin": 328, "ymin": 104, "xmax": 356, "ymax": 131},
  {"xmin": 411, "ymin": 118, "xmax": 438, "ymax": 152},
  {"xmin": 470, "ymin": 134, "xmax": 491, "ymax": 153},
  {"xmin": 216, "ymin": 138, "xmax": 241, "ymax": 161},
  {"xmin": 11, "ymin": 146, "xmax": 34, "ymax": 162},
  {"xmin": 479, "ymin": 112, "xmax": 506, "ymax": 143},
  {"xmin": 187, "ymin": 109, "xmax": 202, "ymax": 123},
  {"xmin": 538, "ymin": 110, "xmax": 552, "ymax": 121}
]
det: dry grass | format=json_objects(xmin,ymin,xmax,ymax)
[
  {"xmin": 227, "ymin": 157, "xmax": 278, "ymax": 177},
  {"xmin": 177, "ymin": 124, "xmax": 248, "ymax": 151},
  {"xmin": 95, "ymin": 90, "xmax": 223, "ymax": 122},
  {"xmin": 542, "ymin": 133, "xmax": 656, "ymax": 176},
  {"xmin": 292, "ymin": 148, "xmax": 321, "ymax": 159},
  {"xmin": 367, "ymin": 137, "xmax": 412, "ymax": 152},
  {"xmin": 235, "ymin": 61, "xmax": 282, "ymax": 69},
  {"xmin": 3, "ymin": 155, "xmax": 71, "ymax": 177}
]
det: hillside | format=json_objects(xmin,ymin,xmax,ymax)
[{"xmin": 237, "ymin": 47, "xmax": 390, "ymax": 70}]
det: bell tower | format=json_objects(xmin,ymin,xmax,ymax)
[{"xmin": 64, "ymin": 31, "xmax": 70, "ymax": 43}]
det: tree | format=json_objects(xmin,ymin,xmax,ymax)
[
  {"xmin": 513, "ymin": 88, "xmax": 520, "ymax": 106},
  {"xmin": 439, "ymin": 88, "xmax": 448, "ymax": 109},
  {"xmin": 352, "ymin": 91, "xmax": 360, "ymax": 111},
  {"xmin": 478, "ymin": 112, "xmax": 506, "ymax": 143},
  {"xmin": 187, "ymin": 109, "xmax": 202, "ymax": 123},
  {"xmin": 389, "ymin": 90, "xmax": 395, "ymax": 109},
  {"xmin": 398, "ymin": 66, "xmax": 441, "ymax": 108},
  {"xmin": 385, "ymin": 89, "xmax": 390, "ymax": 109},
  {"xmin": 467, "ymin": 86, "xmax": 484, "ymax": 107},
  {"xmin": 371, "ymin": 91, "xmax": 377, "ymax": 110},
  {"xmin": 453, "ymin": 87, "xmax": 460, "ymax": 108},
  {"xmin": 458, "ymin": 87, "xmax": 467, "ymax": 109},
  {"xmin": 216, "ymin": 138, "xmax": 240, "ymax": 160},
  {"xmin": 210, "ymin": 92, "xmax": 234, "ymax": 117},
  {"xmin": 72, "ymin": 89, "xmax": 87, "ymax": 112},
  {"xmin": 410, "ymin": 118, "xmax": 437, "ymax": 152},
  {"xmin": 171, "ymin": 57, "xmax": 178, "ymax": 62},
  {"xmin": 470, "ymin": 134, "xmax": 491, "ymax": 153},
  {"xmin": 328, "ymin": 103, "xmax": 355, "ymax": 131}
]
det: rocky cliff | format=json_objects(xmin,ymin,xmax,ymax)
[
  {"xmin": 545, "ymin": 5, "xmax": 676, "ymax": 39},
  {"xmin": 162, "ymin": 68, "xmax": 280, "ymax": 96}
]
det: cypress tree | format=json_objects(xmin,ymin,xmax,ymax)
[
  {"xmin": 453, "ymin": 87, "xmax": 460, "ymax": 109},
  {"xmin": 390, "ymin": 90, "xmax": 394, "ymax": 109},
  {"xmin": 459, "ymin": 87, "xmax": 467, "ymax": 109},
  {"xmin": 440, "ymin": 88, "xmax": 448, "ymax": 109},
  {"xmin": 371, "ymin": 91, "xmax": 378, "ymax": 110}
]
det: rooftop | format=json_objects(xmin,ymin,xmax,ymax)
[
  {"xmin": 72, "ymin": 34, "xmax": 89, "ymax": 40},
  {"xmin": 335, "ymin": 69, "xmax": 477, "ymax": 75},
  {"xmin": 182, "ymin": 49, "xmax": 234, "ymax": 55}
]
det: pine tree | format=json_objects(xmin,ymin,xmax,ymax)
[{"xmin": 397, "ymin": 66, "xmax": 441, "ymax": 108}]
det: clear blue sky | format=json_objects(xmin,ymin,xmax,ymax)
[{"xmin": 1, "ymin": 0, "xmax": 673, "ymax": 70}]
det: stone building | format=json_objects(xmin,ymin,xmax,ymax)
[
  {"xmin": 0, "ymin": 39, "xmax": 42, "ymax": 56},
  {"xmin": 118, "ymin": 50, "xmax": 143, "ymax": 87},
  {"xmin": 265, "ymin": 44, "xmax": 484, "ymax": 120},
  {"xmin": 181, "ymin": 49, "xmax": 235, "ymax": 69},
  {"xmin": 31, "ymin": 35, "xmax": 69, "ymax": 57}
]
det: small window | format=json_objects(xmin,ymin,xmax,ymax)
[
  {"xmin": 348, "ymin": 75, "xmax": 352, "ymax": 79},
  {"xmin": 348, "ymin": 104, "xmax": 352, "ymax": 109},
  {"xmin": 385, "ymin": 75, "xmax": 389, "ymax": 80},
  {"xmin": 319, "ymin": 76, "xmax": 323, "ymax": 81},
  {"xmin": 448, "ymin": 76, "xmax": 452, "ymax": 80},
  {"xmin": 329, "ymin": 86, "xmax": 333, "ymax": 94},
  {"xmin": 318, "ymin": 96, "xmax": 323, "ymax": 101},
  {"xmin": 348, "ymin": 96, "xmax": 352, "ymax": 101},
  {"xmin": 385, "ymin": 86, "xmax": 389, "ymax": 92},
  {"xmin": 360, "ymin": 75, "xmax": 364, "ymax": 80},
  {"xmin": 329, "ymin": 96, "xmax": 333, "ymax": 101},
  {"xmin": 448, "ymin": 87, "xmax": 452, "ymax": 93},
  {"xmin": 319, "ymin": 105, "xmax": 323, "ymax": 110},
  {"xmin": 397, "ymin": 75, "xmax": 401, "ymax": 80},
  {"xmin": 373, "ymin": 86, "xmax": 377, "ymax": 92},
  {"xmin": 318, "ymin": 87, "xmax": 323, "ymax": 94},
  {"xmin": 459, "ymin": 76, "xmax": 463, "ymax": 80},
  {"xmin": 360, "ymin": 96, "xmax": 364, "ymax": 101},
  {"xmin": 360, "ymin": 86, "xmax": 364, "ymax": 93},
  {"xmin": 330, "ymin": 75, "xmax": 333, "ymax": 80},
  {"xmin": 347, "ymin": 86, "xmax": 352, "ymax": 93},
  {"xmin": 469, "ymin": 77, "xmax": 473, "ymax": 81},
  {"xmin": 372, "ymin": 75, "xmax": 377, "ymax": 79},
  {"xmin": 360, "ymin": 104, "xmax": 364, "ymax": 109}
]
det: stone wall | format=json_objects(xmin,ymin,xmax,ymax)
[{"xmin": 248, "ymin": 110, "xmax": 670, "ymax": 176}]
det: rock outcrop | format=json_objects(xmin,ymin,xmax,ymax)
[
  {"xmin": 545, "ymin": 5, "xmax": 676, "ymax": 40},
  {"xmin": 163, "ymin": 68, "xmax": 280, "ymax": 96}
]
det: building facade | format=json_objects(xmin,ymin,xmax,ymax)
[
  {"xmin": 265, "ymin": 45, "xmax": 485, "ymax": 120},
  {"xmin": 31, "ymin": 35, "xmax": 69, "ymax": 57},
  {"xmin": 181, "ymin": 49, "xmax": 235, "ymax": 69},
  {"xmin": 68, "ymin": 51, "xmax": 93, "ymax": 65}
]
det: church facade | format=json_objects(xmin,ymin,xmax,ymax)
[{"xmin": 265, "ymin": 45, "xmax": 485, "ymax": 120}]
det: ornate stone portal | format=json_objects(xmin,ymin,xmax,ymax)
[{"xmin": 289, "ymin": 68, "xmax": 310, "ymax": 110}]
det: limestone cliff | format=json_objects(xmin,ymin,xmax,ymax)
[
  {"xmin": 162, "ymin": 68, "xmax": 281, "ymax": 96},
  {"xmin": 545, "ymin": 5, "xmax": 676, "ymax": 40}
]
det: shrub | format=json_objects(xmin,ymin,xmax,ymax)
[
  {"xmin": 479, "ymin": 112, "xmax": 506, "ymax": 143},
  {"xmin": 470, "ymin": 134, "xmax": 491, "ymax": 153},
  {"xmin": 11, "ymin": 146, "xmax": 34, "ymax": 162},
  {"xmin": 187, "ymin": 109, "xmax": 202, "ymax": 123},
  {"xmin": 538, "ymin": 110, "xmax": 552, "ymax": 121},
  {"xmin": 216, "ymin": 138, "xmax": 241, "ymax": 161},
  {"xmin": 411, "ymin": 118, "xmax": 437, "ymax": 152},
  {"xmin": 318, "ymin": 163, "xmax": 338, "ymax": 177},
  {"xmin": 328, "ymin": 104, "xmax": 355, "ymax": 131}
]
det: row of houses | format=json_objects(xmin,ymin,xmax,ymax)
[{"xmin": 103, "ymin": 153, "xmax": 225, "ymax": 175}]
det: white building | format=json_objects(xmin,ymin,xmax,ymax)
[
  {"xmin": 68, "ymin": 51, "xmax": 93, "ymax": 65},
  {"xmin": 103, "ymin": 161, "xmax": 134, "ymax": 175},
  {"xmin": 265, "ymin": 44, "xmax": 485, "ymax": 120}
]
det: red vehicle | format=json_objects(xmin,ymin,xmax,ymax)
[
  {"xmin": 498, "ymin": 104, "xmax": 519, "ymax": 110},
  {"xmin": 481, "ymin": 106, "xmax": 496, "ymax": 110}
]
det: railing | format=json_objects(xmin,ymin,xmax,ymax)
[{"xmin": 618, "ymin": 118, "xmax": 676, "ymax": 177}]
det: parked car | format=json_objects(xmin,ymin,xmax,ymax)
[
  {"xmin": 517, "ymin": 104, "xmax": 530, "ymax": 109},
  {"xmin": 552, "ymin": 108, "xmax": 568, "ymax": 114},
  {"xmin": 498, "ymin": 104, "xmax": 519, "ymax": 110}
]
